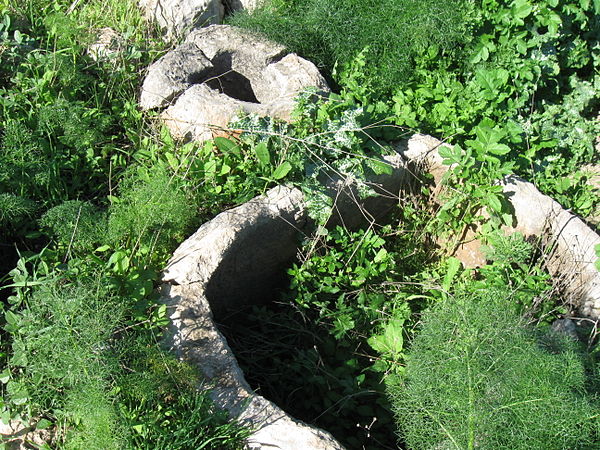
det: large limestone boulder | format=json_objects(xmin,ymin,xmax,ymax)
[
  {"xmin": 161, "ymin": 187, "xmax": 344, "ymax": 450},
  {"xmin": 397, "ymin": 134, "xmax": 600, "ymax": 319},
  {"xmin": 161, "ymin": 154, "xmax": 410, "ymax": 448},
  {"xmin": 140, "ymin": 25, "xmax": 329, "ymax": 142},
  {"xmin": 160, "ymin": 83, "xmax": 263, "ymax": 142},
  {"xmin": 139, "ymin": 0, "xmax": 224, "ymax": 40},
  {"xmin": 139, "ymin": 42, "xmax": 214, "ymax": 110}
]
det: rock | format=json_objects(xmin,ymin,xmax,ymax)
[
  {"xmin": 0, "ymin": 419, "xmax": 54, "ymax": 449},
  {"xmin": 140, "ymin": 43, "xmax": 213, "ymax": 110},
  {"xmin": 502, "ymin": 175, "xmax": 600, "ymax": 318},
  {"xmin": 185, "ymin": 25, "xmax": 287, "ymax": 84},
  {"xmin": 88, "ymin": 27, "xmax": 123, "ymax": 61},
  {"xmin": 160, "ymin": 83, "xmax": 262, "ymax": 141},
  {"xmin": 224, "ymin": 0, "xmax": 260, "ymax": 13},
  {"xmin": 397, "ymin": 135, "xmax": 600, "ymax": 319},
  {"xmin": 139, "ymin": 0, "xmax": 224, "ymax": 40},
  {"xmin": 161, "ymin": 156, "xmax": 410, "ymax": 448},
  {"xmin": 140, "ymin": 25, "xmax": 329, "ymax": 141},
  {"xmin": 161, "ymin": 187, "xmax": 344, "ymax": 449},
  {"xmin": 550, "ymin": 318, "xmax": 579, "ymax": 340}
]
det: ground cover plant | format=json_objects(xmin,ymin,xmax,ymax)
[
  {"xmin": 0, "ymin": 0, "xmax": 599, "ymax": 448},
  {"xmin": 390, "ymin": 289, "xmax": 600, "ymax": 449},
  {"xmin": 0, "ymin": 1, "xmax": 255, "ymax": 447},
  {"xmin": 229, "ymin": 0, "xmax": 473, "ymax": 96}
]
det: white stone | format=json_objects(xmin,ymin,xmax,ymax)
[{"xmin": 139, "ymin": 0, "xmax": 224, "ymax": 40}]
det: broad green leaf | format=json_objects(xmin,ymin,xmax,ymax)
[
  {"xmin": 254, "ymin": 142, "xmax": 271, "ymax": 166},
  {"xmin": 368, "ymin": 318, "xmax": 404, "ymax": 355},
  {"xmin": 373, "ymin": 248, "xmax": 388, "ymax": 263},
  {"xmin": 487, "ymin": 193, "xmax": 503, "ymax": 213},
  {"xmin": 203, "ymin": 159, "xmax": 217, "ymax": 177},
  {"xmin": 165, "ymin": 152, "xmax": 178, "ymax": 170},
  {"xmin": 512, "ymin": 0, "xmax": 532, "ymax": 19},
  {"xmin": 36, "ymin": 419, "xmax": 52, "ymax": 430},
  {"xmin": 442, "ymin": 257, "xmax": 462, "ymax": 292},
  {"xmin": 272, "ymin": 161, "xmax": 292, "ymax": 180},
  {"xmin": 470, "ymin": 44, "xmax": 489, "ymax": 64},
  {"xmin": 219, "ymin": 164, "xmax": 231, "ymax": 175},
  {"xmin": 4, "ymin": 310, "xmax": 19, "ymax": 326},
  {"xmin": 438, "ymin": 145, "xmax": 463, "ymax": 165},
  {"xmin": 214, "ymin": 137, "xmax": 240, "ymax": 156},
  {"xmin": 0, "ymin": 370, "xmax": 10, "ymax": 384},
  {"xmin": 475, "ymin": 69, "xmax": 498, "ymax": 96},
  {"xmin": 366, "ymin": 158, "xmax": 393, "ymax": 175},
  {"xmin": 487, "ymin": 143, "xmax": 511, "ymax": 155},
  {"xmin": 7, "ymin": 381, "xmax": 28, "ymax": 405}
]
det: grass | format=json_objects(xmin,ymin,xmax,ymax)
[{"xmin": 229, "ymin": 0, "xmax": 474, "ymax": 95}]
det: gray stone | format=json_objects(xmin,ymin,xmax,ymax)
[
  {"xmin": 160, "ymin": 83, "xmax": 262, "ymax": 141},
  {"xmin": 142, "ymin": 25, "xmax": 329, "ymax": 141},
  {"xmin": 502, "ymin": 175, "xmax": 600, "ymax": 318},
  {"xmin": 161, "ymin": 155, "xmax": 410, "ymax": 448},
  {"xmin": 224, "ymin": 0, "xmax": 260, "ymax": 13},
  {"xmin": 140, "ymin": 43, "xmax": 213, "ymax": 110},
  {"xmin": 162, "ymin": 186, "xmax": 344, "ymax": 449},
  {"xmin": 184, "ymin": 25, "xmax": 287, "ymax": 84},
  {"xmin": 397, "ymin": 134, "xmax": 600, "ymax": 319},
  {"xmin": 139, "ymin": 0, "xmax": 224, "ymax": 40},
  {"xmin": 0, "ymin": 419, "xmax": 54, "ymax": 449},
  {"xmin": 88, "ymin": 27, "xmax": 123, "ymax": 62},
  {"xmin": 550, "ymin": 318, "xmax": 579, "ymax": 340}
]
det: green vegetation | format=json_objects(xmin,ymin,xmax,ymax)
[
  {"xmin": 229, "ymin": 0, "xmax": 473, "ymax": 94},
  {"xmin": 389, "ymin": 290, "xmax": 599, "ymax": 450},
  {"xmin": 1, "ymin": 0, "xmax": 599, "ymax": 448},
  {"xmin": 0, "ymin": 1, "xmax": 251, "ymax": 447}
]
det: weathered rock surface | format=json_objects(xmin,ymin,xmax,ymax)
[
  {"xmin": 162, "ymin": 186, "xmax": 344, "ymax": 449},
  {"xmin": 161, "ymin": 153, "xmax": 410, "ymax": 448},
  {"xmin": 140, "ymin": 25, "xmax": 329, "ymax": 141},
  {"xmin": 224, "ymin": 0, "xmax": 260, "ymax": 13},
  {"xmin": 139, "ymin": 0, "xmax": 224, "ymax": 40},
  {"xmin": 503, "ymin": 176, "xmax": 600, "ymax": 317},
  {"xmin": 397, "ymin": 134, "xmax": 600, "ymax": 319},
  {"xmin": 88, "ymin": 27, "xmax": 123, "ymax": 61},
  {"xmin": 0, "ymin": 419, "xmax": 54, "ymax": 450},
  {"xmin": 140, "ymin": 42, "xmax": 214, "ymax": 110},
  {"xmin": 160, "ymin": 83, "xmax": 261, "ymax": 141}
]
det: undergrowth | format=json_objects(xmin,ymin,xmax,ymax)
[
  {"xmin": 229, "ymin": 0, "xmax": 474, "ymax": 95},
  {"xmin": 1, "ymin": 0, "xmax": 600, "ymax": 448},
  {"xmin": 390, "ymin": 289, "xmax": 599, "ymax": 449}
]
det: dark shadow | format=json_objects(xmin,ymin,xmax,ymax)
[
  {"xmin": 205, "ymin": 211, "xmax": 302, "ymax": 321},
  {"xmin": 199, "ymin": 52, "xmax": 260, "ymax": 103}
]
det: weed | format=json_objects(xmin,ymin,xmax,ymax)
[
  {"xmin": 389, "ymin": 289, "xmax": 599, "ymax": 450},
  {"xmin": 229, "ymin": 0, "xmax": 474, "ymax": 96}
]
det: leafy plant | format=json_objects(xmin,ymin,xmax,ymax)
[{"xmin": 389, "ymin": 288, "xmax": 599, "ymax": 450}]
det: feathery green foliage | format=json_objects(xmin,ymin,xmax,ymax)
[
  {"xmin": 229, "ymin": 0, "xmax": 474, "ymax": 94},
  {"xmin": 389, "ymin": 290, "xmax": 599, "ymax": 450},
  {"xmin": 108, "ymin": 165, "xmax": 195, "ymax": 255},
  {"xmin": 40, "ymin": 200, "xmax": 107, "ymax": 254}
]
